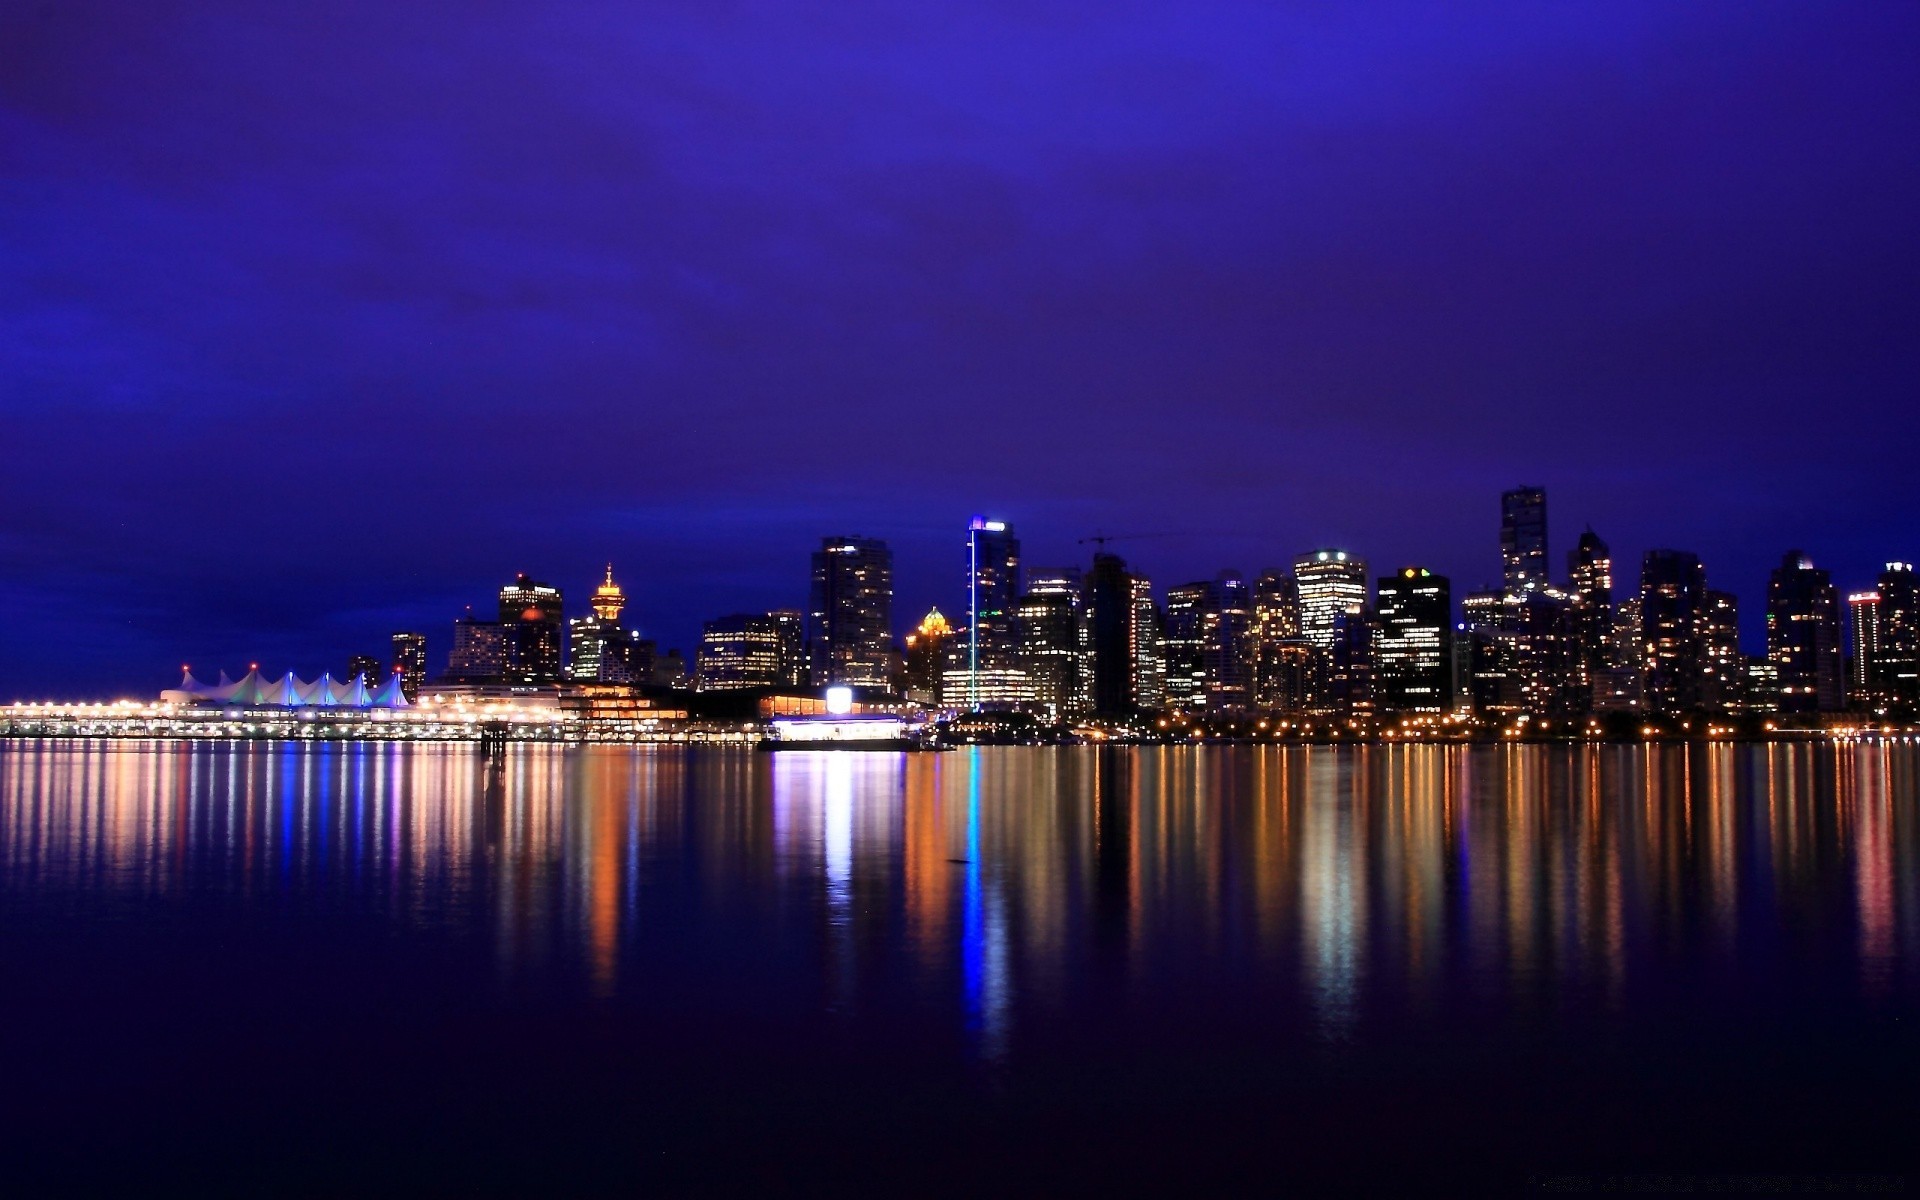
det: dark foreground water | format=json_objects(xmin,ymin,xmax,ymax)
[{"xmin": 1, "ymin": 741, "xmax": 1916, "ymax": 1195}]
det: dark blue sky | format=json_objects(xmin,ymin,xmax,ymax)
[{"xmin": 4, "ymin": 1, "xmax": 1918, "ymax": 698}]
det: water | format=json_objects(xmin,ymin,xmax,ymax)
[{"xmin": 1, "ymin": 741, "xmax": 1915, "ymax": 1194}]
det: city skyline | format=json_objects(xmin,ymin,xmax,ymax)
[{"xmin": 6, "ymin": 5, "xmax": 1920, "ymax": 698}]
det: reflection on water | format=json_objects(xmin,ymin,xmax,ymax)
[{"xmin": 3, "ymin": 741, "xmax": 1918, "ymax": 1051}]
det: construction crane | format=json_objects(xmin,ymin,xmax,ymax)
[{"xmin": 1077, "ymin": 532, "xmax": 1178, "ymax": 550}]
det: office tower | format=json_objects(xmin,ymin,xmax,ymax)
[
  {"xmin": 1130, "ymin": 576, "xmax": 1165, "ymax": 711},
  {"xmin": 1327, "ymin": 605, "xmax": 1375, "ymax": 718},
  {"xmin": 1702, "ymin": 589, "xmax": 1742, "ymax": 711},
  {"xmin": 1766, "ymin": 551, "xmax": 1843, "ymax": 713},
  {"xmin": 1567, "ymin": 528, "xmax": 1614, "ymax": 676},
  {"xmin": 1375, "ymin": 568, "xmax": 1452, "ymax": 714},
  {"xmin": 1294, "ymin": 550, "xmax": 1368, "ymax": 653},
  {"xmin": 499, "ymin": 573, "xmax": 564, "ymax": 684},
  {"xmin": 1162, "ymin": 574, "xmax": 1251, "ymax": 711},
  {"xmin": 1162, "ymin": 582, "xmax": 1208, "ymax": 709},
  {"xmin": 902, "ymin": 609, "xmax": 953, "ymax": 705},
  {"xmin": 447, "ymin": 614, "xmax": 508, "ymax": 682},
  {"xmin": 694, "ymin": 613, "xmax": 786, "ymax": 690},
  {"xmin": 1084, "ymin": 553, "xmax": 1138, "ymax": 714},
  {"xmin": 1848, "ymin": 591, "xmax": 1882, "ymax": 705},
  {"xmin": 1501, "ymin": 486, "xmax": 1548, "ymax": 594},
  {"xmin": 1016, "ymin": 569, "xmax": 1089, "ymax": 719},
  {"xmin": 390, "ymin": 631, "xmax": 427, "ymax": 701},
  {"xmin": 769, "ymin": 609, "xmax": 808, "ymax": 688},
  {"xmin": 962, "ymin": 517, "xmax": 1022, "ymax": 709},
  {"xmin": 808, "ymin": 536, "xmax": 894, "ymax": 689},
  {"xmin": 568, "ymin": 565, "xmax": 646, "ymax": 684},
  {"xmin": 1640, "ymin": 550, "xmax": 1708, "ymax": 714},
  {"xmin": 1879, "ymin": 562, "xmax": 1919, "ymax": 711},
  {"xmin": 345, "ymin": 654, "xmax": 382, "ymax": 686},
  {"xmin": 1249, "ymin": 570, "xmax": 1316, "ymax": 714},
  {"xmin": 1506, "ymin": 590, "xmax": 1578, "ymax": 717}
]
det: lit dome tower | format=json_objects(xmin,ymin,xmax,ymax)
[{"xmin": 591, "ymin": 563, "xmax": 626, "ymax": 623}]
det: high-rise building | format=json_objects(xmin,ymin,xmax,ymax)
[
  {"xmin": 1294, "ymin": 550, "xmax": 1368, "ymax": 653},
  {"xmin": 1249, "ymin": 571, "xmax": 1316, "ymax": 714},
  {"xmin": 1766, "ymin": 550, "xmax": 1843, "ymax": 714},
  {"xmin": 769, "ymin": 608, "xmax": 808, "ymax": 688},
  {"xmin": 568, "ymin": 565, "xmax": 647, "ymax": 684},
  {"xmin": 447, "ymin": 613, "xmax": 508, "ymax": 682},
  {"xmin": 808, "ymin": 536, "xmax": 894, "ymax": 689},
  {"xmin": 1640, "ymin": 550, "xmax": 1708, "ymax": 715},
  {"xmin": 1702, "ymin": 589, "xmax": 1743, "ymax": 711},
  {"xmin": 1878, "ymin": 562, "xmax": 1920, "ymax": 711},
  {"xmin": 1848, "ymin": 591, "xmax": 1882, "ymax": 706},
  {"xmin": 343, "ymin": 654, "xmax": 381, "ymax": 687},
  {"xmin": 902, "ymin": 608, "xmax": 954, "ymax": 706},
  {"xmin": 1375, "ymin": 568, "xmax": 1452, "ymax": 714},
  {"xmin": 1161, "ymin": 573, "xmax": 1251, "ymax": 711},
  {"xmin": 499, "ymin": 573, "xmax": 564, "ymax": 684},
  {"xmin": 694, "ymin": 613, "xmax": 786, "ymax": 691},
  {"xmin": 1162, "ymin": 582, "xmax": 1208, "ymax": 709},
  {"xmin": 1567, "ymin": 527, "xmax": 1614, "ymax": 680},
  {"xmin": 962, "ymin": 518, "xmax": 1022, "ymax": 709},
  {"xmin": 1085, "ymin": 553, "xmax": 1138, "ymax": 714},
  {"xmin": 390, "ymin": 631, "xmax": 427, "ymax": 701},
  {"xmin": 1327, "ymin": 604, "xmax": 1375, "ymax": 718},
  {"xmin": 1501, "ymin": 486, "xmax": 1548, "ymax": 594},
  {"xmin": 1130, "ymin": 576, "xmax": 1165, "ymax": 711},
  {"xmin": 1016, "ymin": 569, "xmax": 1089, "ymax": 719}
]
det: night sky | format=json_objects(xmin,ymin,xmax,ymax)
[{"xmin": 4, "ymin": 2, "xmax": 1918, "ymax": 699}]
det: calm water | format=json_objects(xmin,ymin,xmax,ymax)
[{"xmin": 2, "ymin": 741, "xmax": 1916, "ymax": 1194}]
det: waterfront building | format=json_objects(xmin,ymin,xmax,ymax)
[
  {"xmin": 1375, "ymin": 568, "xmax": 1452, "ymax": 714},
  {"xmin": 1767, "ymin": 551, "xmax": 1843, "ymax": 713},
  {"xmin": 499, "ymin": 573, "xmax": 564, "ymax": 684},
  {"xmin": 1294, "ymin": 550, "xmax": 1369, "ymax": 654},
  {"xmin": 962, "ymin": 518, "xmax": 1022, "ymax": 709},
  {"xmin": 1015, "ymin": 569, "xmax": 1089, "ymax": 719},
  {"xmin": 1640, "ymin": 550, "xmax": 1708, "ymax": 714},
  {"xmin": 695, "ymin": 613, "xmax": 787, "ymax": 691},
  {"xmin": 1501, "ymin": 486, "xmax": 1549, "ymax": 594},
  {"xmin": 391, "ymin": 631, "xmax": 428, "ymax": 701},
  {"xmin": 902, "ymin": 608, "xmax": 954, "ymax": 706},
  {"xmin": 1878, "ymin": 562, "xmax": 1920, "ymax": 711},
  {"xmin": 1567, "ymin": 527, "xmax": 1614, "ymax": 685},
  {"xmin": 770, "ymin": 609, "xmax": 808, "ymax": 688},
  {"xmin": 808, "ymin": 536, "xmax": 894, "ymax": 689},
  {"xmin": 1703, "ymin": 590, "xmax": 1743, "ymax": 711},
  {"xmin": 447, "ymin": 614, "xmax": 508, "ymax": 682},
  {"xmin": 1084, "ymin": 553, "xmax": 1138, "ymax": 714}
]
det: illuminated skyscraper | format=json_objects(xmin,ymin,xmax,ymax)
[
  {"xmin": 346, "ymin": 654, "xmax": 383, "ymax": 687},
  {"xmin": 1567, "ymin": 527, "xmax": 1614, "ymax": 682},
  {"xmin": 1640, "ymin": 550, "xmax": 1707, "ymax": 715},
  {"xmin": 390, "ymin": 631, "xmax": 427, "ymax": 701},
  {"xmin": 568, "ymin": 565, "xmax": 646, "ymax": 684},
  {"xmin": 1293, "ymin": 549, "xmax": 1368, "ymax": 653},
  {"xmin": 1702, "ymin": 589, "xmax": 1743, "ymax": 710},
  {"xmin": 1327, "ymin": 604, "xmax": 1375, "ymax": 718},
  {"xmin": 1250, "ymin": 570, "xmax": 1316, "ymax": 714},
  {"xmin": 1130, "ymin": 576, "xmax": 1165, "ymax": 710},
  {"xmin": 963, "ymin": 517, "xmax": 1022, "ymax": 709},
  {"xmin": 808, "ymin": 536, "xmax": 894, "ymax": 689},
  {"xmin": 1162, "ymin": 582, "xmax": 1208, "ymax": 709},
  {"xmin": 1016, "ymin": 569, "xmax": 1089, "ymax": 719},
  {"xmin": 447, "ymin": 613, "xmax": 507, "ymax": 682},
  {"xmin": 499, "ymin": 573, "xmax": 564, "ymax": 684},
  {"xmin": 1375, "ymin": 568, "xmax": 1452, "ymax": 714},
  {"xmin": 1501, "ymin": 486, "xmax": 1548, "ymax": 594},
  {"xmin": 1847, "ymin": 591, "xmax": 1882, "ymax": 707},
  {"xmin": 694, "ymin": 613, "xmax": 786, "ymax": 690},
  {"xmin": 1766, "ymin": 550, "xmax": 1843, "ymax": 713},
  {"xmin": 769, "ymin": 608, "xmax": 808, "ymax": 687},
  {"xmin": 903, "ymin": 608, "xmax": 954, "ymax": 706},
  {"xmin": 1878, "ymin": 562, "xmax": 1920, "ymax": 711}
]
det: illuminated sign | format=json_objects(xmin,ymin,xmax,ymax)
[{"xmin": 825, "ymin": 686, "xmax": 854, "ymax": 715}]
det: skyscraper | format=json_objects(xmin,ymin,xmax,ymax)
[
  {"xmin": 1084, "ymin": 552, "xmax": 1138, "ymax": 714},
  {"xmin": 1129, "ymin": 576, "xmax": 1165, "ymax": 711},
  {"xmin": 1501, "ymin": 486, "xmax": 1548, "ymax": 594},
  {"xmin": 499, "ymin": 573, "xmax": 564, "ymax": 684},
  {"xmin": 1326, "ymin": 604, "xmax": 1375, "ymax": 718},
  {"xmin": 1162, "ymin": 573, "xmax": 1251, "ymax": 711},
  {"xmin": 447, "ymin": 613, "xmax": 508, "ymax": 682},
  {"xmin": 1847, "ymin": 591, "xmax": 1882, "ymax": 707},
  {"xmin": 902, "ymin": 608, "xmax": 954, "ymax": 706},
  {"xmin": 1375, "ymin": 568, "xmax": 1452, "ymax": 714},
  {"xmin": 1567, "ymin": 527, "xmax": 1614, "ymax": 681},
  {"xmin": 1016, "ymin": 568, "xmax": 1089, "ymax": 719},
  {"xmin": 769, "ymin": 608, "xmax": 808, "ymax": 688},
  {"xmin": 1640, "ymin": 550, "xmax": 1707, "ymax": 715},
  {"xmin": 1878, "ymin": 562, "xmax": 1919, "ymax": 711},
  {"xmin": 964, "ymin": 517, "xmax": 1022, "ymax": 709},
  {"xmin": 346, "ymin": 654, "xmax": 383, "ymax": 686},
  {"xmin": 808, "ymin": 536, "xmax": 894, "ymax": 689},
  {"xmin": 1766, "ymin": 550, "xmax": 1843, "ymax": 713},
  {"xmin": 694, "ymin": 613, "xmax": 786, "ymax": 691},
  {"xmin": 568, "ymin": 565, "xmax": 647, "ymax": 684},
  {"xmin": 390, "ymin": 631, "xmax": 427, "ymax": 701},
  {"xmin": 1702, "ymin": 589, "xmax": 1743, "ymax": 710},
  {"xmin": 1249, "ymin": 570, "xmax": 1316, "ymax": 714},
  {"xmin": 1293, "ymin": 550, "xmax": 1369, "ymax": 653}
]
